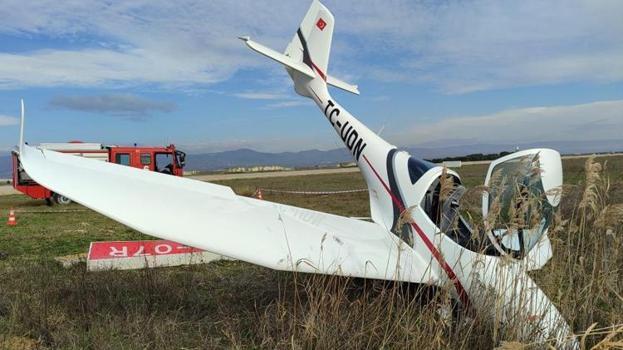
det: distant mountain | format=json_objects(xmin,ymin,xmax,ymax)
[
  {"xmin": 406, "ymin": 139, "xmax": 623, "ymax": 160},
  {"xmin": 183, "ymin": 139, "xmax": 623, "ymax": 172},
  {"xmin": 2, "ymin": 139, "xmax": 621, "ymax": 177},
  {"xmin": 184, "ymin": 139, "xmax": 623, "ymax": 172},
  {"xmin": 185, "ymin": 148, "xmax": 352, "ymax": 171}
]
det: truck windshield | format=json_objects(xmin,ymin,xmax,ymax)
[{"xmin": 155, "ymin": 153, "xmax": 174, "ymax": 173}]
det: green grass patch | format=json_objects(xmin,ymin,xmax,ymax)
[{"xmin": 0, "ymin": 156, "xmax": 621, "ymax": 349}]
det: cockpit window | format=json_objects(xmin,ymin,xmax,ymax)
[
  {"xmin": 408, "ymin": 157, "xmax": 435, "ymax": 184},
  {"xmin": 422, "ymin": 173, "xmax": 463, "ymax": 229},
  {"xmin": 422, "ymin": 176, "xmax": 478, "ymax": 250}
]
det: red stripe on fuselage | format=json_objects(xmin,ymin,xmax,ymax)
[
  {"xmin": 311, "ymin": 62, "xmax": 327, "ymax": 81},
  {"xmin": 362, "ymin": 154, "xmax": 470, "ymax": 306}
]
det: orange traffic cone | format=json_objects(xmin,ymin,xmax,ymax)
[
  {"xmin": 7, "ymin": 208, "xmax": 17, "ymax": 226},
  {"xmin": 255, "ymin": 188, "xmax": 263, "ymax": 200}
]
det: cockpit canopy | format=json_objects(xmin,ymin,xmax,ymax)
[{"xmin": 420, "ymin": 149, "xmax": 562, "ymax": 259}]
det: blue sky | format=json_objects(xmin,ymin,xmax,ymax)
[{"xmin": 0, "ymin": 0, "xmax": 622, "ymax": 154}]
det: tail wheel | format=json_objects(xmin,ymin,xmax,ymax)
[{"xmin": 53, "ymin": 193, "xmax": 72, "ymax": 205}]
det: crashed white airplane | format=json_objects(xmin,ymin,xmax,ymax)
[{"xmin": 18, "ymin": 1, "xmax": 577, "ymax": 348}]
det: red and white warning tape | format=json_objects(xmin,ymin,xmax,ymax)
[{"xmin": 259, "ymin": 188, "xmax": 367, "ymax": 195}]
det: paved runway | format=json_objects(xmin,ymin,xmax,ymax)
[{"xmin": 0, "ymin": 167, "xmax": 360, "ymax": 197}]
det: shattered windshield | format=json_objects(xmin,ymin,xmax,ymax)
[{"xmin": 484, "ymin": 153, "xmax": 554, "ymax": 257}]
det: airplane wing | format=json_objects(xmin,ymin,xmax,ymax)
[{"xmin": 19, "ymin": 144, "xmax": 436, "ymax": 283}]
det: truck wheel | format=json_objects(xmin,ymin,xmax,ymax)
[{"xmin": 53, "ymin": 193, "xmax": 72, "ymax": 205}]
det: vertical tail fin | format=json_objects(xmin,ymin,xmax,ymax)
[
  {"xmin": 285, "ymin": 0, "xmax": 334, "ymax": 81},
  {"xmin": 240, "ymin": 1, "xmax": 358, "ymax": 95}
]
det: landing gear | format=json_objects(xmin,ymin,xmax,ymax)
[{"xmin": 53, "ymin": 193, "xmax": 72, "ymax": 205}]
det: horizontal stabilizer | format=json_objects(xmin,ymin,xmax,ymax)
[
  {"xmin": 241, "ymin": 36, "xmax": 360, "ymax": 95},
  {"xmin": 327, "ymin": 75, "xmax": 359, "ymax": 95},
  {"xmin": 239, "ymin": 36, "xmax": 315, "ymax": 78}
]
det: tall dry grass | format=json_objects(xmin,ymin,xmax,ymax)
[{"xmin": 219, "ymin": 156, "xmax": 622, "ymax": 349}]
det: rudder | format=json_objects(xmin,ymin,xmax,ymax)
[{"xmin": 285, "ymin": 0, "xmax": 334, "ymax": 80}]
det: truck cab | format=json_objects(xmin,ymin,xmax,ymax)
[
  {"xmin": 12, "ymin": 142, "xmax": 186, "ymax": 204},
  {"xmin": 109, "ymin": 144, "xmax": 185, "ymax": 176}
]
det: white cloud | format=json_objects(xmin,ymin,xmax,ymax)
[
  {"xmin": 233, "ymin": 90, "xmax": 310, "ymax": 108},
  {"xmin": 263, "ymin": 100, "xmax": 311, "ymax": 109},
  {"xmin": 0, "ymin": 0, "xmax": 304, "ymax": 89},
  {"xmin": 0, "ymin": 1, "xmax": 621, "ymax": 92},
  {"xmin": 0, "ymin": 48, "xmax": 236, "ymax": 89},
  {"xmin": 332, "ymin": 0, "xmax": 623, "ymax": 92},
  {"xmin": 393, "ymin": 100, "xmax": 623, "ymax": 146},
  {"xmin": 0, "ymin": 115, "xmax": 19, "ymax": 127},
  {"xmin": 233, "ymin": 92, "xmax": 290, "ymax": 100}
]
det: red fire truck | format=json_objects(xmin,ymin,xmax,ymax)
[{"xmin": 12, "ymin": 142, "xmax": 186, "ymax": 204}]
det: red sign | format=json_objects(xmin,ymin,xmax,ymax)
[
  {"xmin": 316, "ymin": 18, "xmax": 326, "ymax": 31},
  {"xmin": 88, "ymin": 240, "xmax": 204, "ymax": 260}
]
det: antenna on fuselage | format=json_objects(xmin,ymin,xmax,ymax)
[{"xmin": 19, "ymin": 99, "xmax": 25, "ymax": 155}]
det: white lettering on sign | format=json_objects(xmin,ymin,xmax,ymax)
[
  {"xmin": 109, "ymin": 246, "xmax": 128, "ymax": 257},
  {"xmin": 133, "ymin": 246, "xmax": 147, "ymax": 257},
  {"xmin": 91, "ymin": 240, "xmax": 207, "ymax": 261},
  {"xmin": 155, "ymin": 244, "xmax": 173, "ymax": 254}
]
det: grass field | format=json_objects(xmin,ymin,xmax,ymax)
[{"xmin": 0, "ymin": 156, "xmax": 621, "ymax": 349}]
